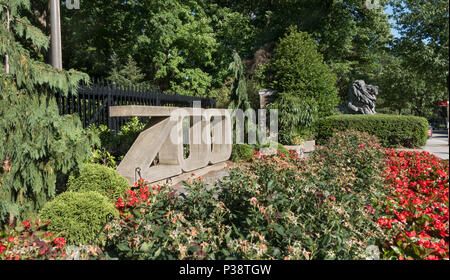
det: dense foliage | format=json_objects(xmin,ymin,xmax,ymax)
[
  {"xmin": 265, "ymin": 27, "xmax": 339, "ymax": 118},
  {"xmin": 0, "ymin": 220, "xmax": 67, "ymax": 260},
  {"xmin": 0, "ymin": 0, "xmax": 97, "ymax": 226},
  {"xmin": 39, "ymin": 191, "xmax": 119, "ymax": 246},
  {"xmin": 2, "ymin": 131, "xmax": 448, "ymax": 260},
  {"xmin": 231, "ymin": 144, "xmax": 254, "ymax": 163},
  {"xmin": 67, "ymin": 164, "xmax": 130, "ymax": 202},
  {"xmin": 24, "ymin": 1, "xmax": 447, "ymax": 118},
  {"xmin": 87, "ymin": 117, "xmax": 147, "ymax": 167},
  {"xmin": 57, "ymin": 1, "xmax": 394, "ymax": 101},
  {"xmin": 0, "ymin": 219, "xmax": 104, "ymax": 260},
  {"xmin": 316, "ymin": 114, "xmax": 428, "ymax": 148},
  {"xmin": 267, "ymin": 94, "xmax": 319, "ymax": 144},
  {"xmin": 376, "ymin": 0, "xmax": 449, "ymax": 119},
  {"xmin": 261, "ymin": 27, "xmax": 338, "ymax": 144}
]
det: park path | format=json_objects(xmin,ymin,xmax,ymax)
[
  {"xmin": 395, "ymin": 130, "xmax": 449, "ymax": 160},
  {"xmin": 423, "ymin": 130, "xmax": 449, "ymax": 160}
]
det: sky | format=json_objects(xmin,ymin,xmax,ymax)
[{"xmin": 384, "ymin": 5, "xmax": 401, "ymax": 38}]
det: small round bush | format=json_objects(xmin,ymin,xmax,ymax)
[
  {"xmin": 39, "ymin": 191, "xmax": 119, "ymax": 245},
  {"xmin": 67, "ymin": 163, "xmax": 130, "ymax": 202},
  {"xmin": 231, "ymin": 144, "xmax": 254, "ymax": 162}
]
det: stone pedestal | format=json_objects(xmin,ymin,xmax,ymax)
[{"xmin": 284, "ymin": 140, "xmax": 316, "ymax": 157}]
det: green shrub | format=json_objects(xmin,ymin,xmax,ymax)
[
  {"xmin": 87, "ymin": 117, "xmax": 147, "ymax": 164},
  {"xmin": 268, "ymin": 26, "xmax": 339, "ymax": 118},
  {"xmin": 117, "ymin": 117, "xmax": 147, "ymax": 156},
  {"xmin": 231, "ymin": 144, "xmax": 254, "ymax": 162},
  {"xmin": 316, "ymin": 114, "xmax": 428, "ymax": 148},
  {"xmin": 266, "ymin": 94, "xmax": 319, "ymax": 145},
  {"xmin": 39, "ymin": 191, "xmax": 119, "ymax": 245},
  {"xmin": 87, "ymin": 124, "xmax": 117, "ymax": 151},
  {"xmin": 67, "ymin": 163, "xmax": 130, "ymax": 202}
]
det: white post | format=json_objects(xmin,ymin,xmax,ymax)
[{"xmin": 50, "ymin": 0, "xmax": 62, "ymax": 70}]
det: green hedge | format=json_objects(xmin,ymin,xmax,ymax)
[{"xmin": 316, "ymin": 114, "xmax": 428, "ymax": 148}]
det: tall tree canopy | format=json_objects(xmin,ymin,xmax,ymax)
[
  {"xmin": 59, "ymin": 0, "xmax": 393, "ymax": 101},
  {"xmin": 377, "ymin": 0, "xmax": 449, "ymax": 118}
]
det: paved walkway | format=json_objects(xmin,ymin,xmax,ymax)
[
  {"xmin": 423, "ymin": 130, "xmax": 449, "ymax": 160},
  {"xmin": 395, "ymin": 130, "xmax": 449, "ymax": 160}
]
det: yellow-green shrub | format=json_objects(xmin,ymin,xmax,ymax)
[
  {"xmin": 39, "ymin": 191, "xmax": 119, "ymax": 245},
  {"xmin": 68, "ymin": 163, "xmax": 129, "ymax": 202}
]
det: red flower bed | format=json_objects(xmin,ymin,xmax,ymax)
[
  {"xmin": 379, "ymin": 150, "xmax": 449, "ymax": 260},
  {"xmin": 0, "ymin": 220, "xmax": 67, "ymax": 260}
]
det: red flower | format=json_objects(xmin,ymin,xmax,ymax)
[
  {"xmin": 0, "ymin": 244, "xmax": 6, "ymax": 254},
  {"xmin": 22, "ymin": 220, "xmax": 31, "ymax": 229},
  {"xmin": 53, "ymin": 237, "xmax": 66, "ymax": 249},
  {"xmin": 380, "ymin": 151, "xmax": 449, "ymax": 260}
]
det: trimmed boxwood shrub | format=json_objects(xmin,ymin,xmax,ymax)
[
  {"xmin": 39, "ymin": 191, "xmax": 119, "ymax": 245},
  {"xmin": 67, "ymin": 163, "xmax": 130, "ymax": 202},
  {"xmin": 231, "ymin": 144, "xmax": 254, "ymax": 162},
  {"xmin": 316, "ymin": 114, "xmax": 428, "ymax": 148}
]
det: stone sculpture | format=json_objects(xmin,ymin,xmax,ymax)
[{"xmin": 342, "ymin": 80, "xmax": 378, "ymax": 114}]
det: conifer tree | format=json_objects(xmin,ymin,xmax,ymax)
[
  {"xmin": 228, "ymin": 51, "xmax": 256, "ymax": 144},
  {"xmin": 0, "ymin": 0, "xmax": 97, "ymax": 226},
  {"xmin": 228, "ymin": 51, "xmax": 251, "ymax": 112},
  {"xmin": 107, "ymin": 53, "xmax": 157, "ymax": 90}
]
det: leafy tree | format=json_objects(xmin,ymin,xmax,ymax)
[
  {"xmin": 59, "ymin": 0, "xmax": 393, "ymax": 102},
  {"xmin": 62, "ymin": 0, "xmax": 219, "ymax": 97},
  {"xmin": 61, "ymin": 0, "xmax": 141, "ymax": 78},
  {"xmin": 0, "ymin": 0, "xmax": 97, "ymax": 226},
  {"xmin": 381, "ymin": 0, "xmax": 449, "ymax": 118},
  {"xmin": 213, "ymin": 0, "xmax": 392, "ymax": 99}
]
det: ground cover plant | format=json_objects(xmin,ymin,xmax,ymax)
[
  {"xmin": 0, "ymin": 219, "xmax": 104, "ymax": 260},
  {"xmin": 0, "ymin": 220, "xmax": 67, "ymax": 260}
]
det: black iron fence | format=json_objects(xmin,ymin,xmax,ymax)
[{"xmin": 56, "ymin": 79, "xmax": 216, "ymax": 132}]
